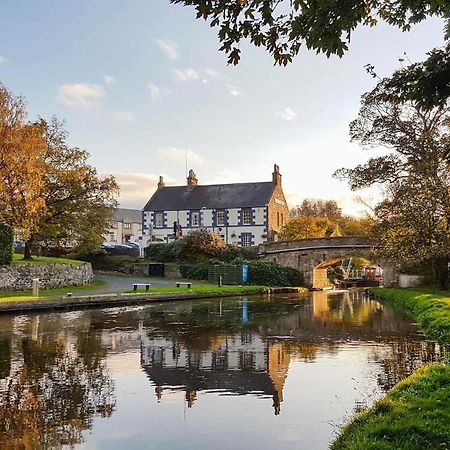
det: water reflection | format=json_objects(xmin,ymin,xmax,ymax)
[
  {"xmin": 0, "ymin": 291, "xmax": 446, "ymax": 449},
  {"xmin": 139, "ymin": 291, "xmax": 445, "ymax": 416},
  {"xmin": 0, "ymin": 316, "xmax": 116, "ymax": 449}
]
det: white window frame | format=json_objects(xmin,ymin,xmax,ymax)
[
  {"xmin": 191, "ymin": 211, "xmax": 200, "ymax": 227},
  {"xmin": 241, "ymin": 233, "xmax": 252, "ymax": 247},
  {"xmin": 155, "ymin": 212, "xmax": 164, "ymax": 228},
  {"xmin": 216, "ymin": 210, "xmax": 225, "ymax": 226},
  {"xmin": 242, "ymin": 209, "xmax": 252, "ymax": 225}
]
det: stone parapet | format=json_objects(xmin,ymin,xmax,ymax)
[{"xmin": 0, "ymin": 263, "xmax": 93, "ymax": 291}]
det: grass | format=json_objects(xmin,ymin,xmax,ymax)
[
  {"xmin": 12, "ymin": 254, "xmax": 84, "ymax": 266},
  {"xmin": 127, "ymin": 284, "xmax": 267, "ymax": 296},
  {"xmin": 331, "ymin": 364, "xmax": 450, "ymax": 450},
  {"xmin": 0, "ymin": 280, "xmax": 107, "ymax": 303},
  {"xmin": 332, "ymin": 287, "xmax": 450, "ymax": 450}
]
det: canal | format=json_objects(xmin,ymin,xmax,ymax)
[{"xmin": 0, "ymin": 291, "xmax": 445, "ymax": 449}]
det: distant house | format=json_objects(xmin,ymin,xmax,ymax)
[
  {"xmin": 104, "ymin": 208, "xmax": 142, "ymax": 245},
  {"xmin": 142, "ymin": 164, "xmax": 290, "ymax": 247}
]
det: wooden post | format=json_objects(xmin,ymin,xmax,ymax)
[{"xmin": 32, "ymin": 278, "xmax": 40, "ymax": 297}]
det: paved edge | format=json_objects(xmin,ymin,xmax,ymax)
[{"xmin": 0, "ymin": 287, "xmax": 307, "ymax": 315}]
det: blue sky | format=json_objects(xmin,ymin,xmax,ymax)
[{"xmin": 0, "ymin": 1, "xmax": 445, "ymax": 214}]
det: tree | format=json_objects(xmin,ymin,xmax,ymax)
[
  {"xmin": 0, "ymin": 85, "xmax": 47, "ymax": 258},
  {"xmin": 34, "ymin": 118, "xmax": 119, "ymax": 253},
  {"xmin": 0, "ymin": 85, "xmax": 119, "ymax": 257},
  {"xmin": 180, "ymin": 228, "xmax": 227, "ymax": 260},
  {"xmin": 171, "ymin": 0, "xmax": 449, "ymax": 66},
  {"xmin": 335, "ymin": 71, "xmax": 450, "ymax": 288},
  {"xmin": 279, "ymin": 215, "xmax": 336, "ymax": 240},
  {"xmin": 291, "ymin": 199, "xmax": 342, "ymax": 222}
]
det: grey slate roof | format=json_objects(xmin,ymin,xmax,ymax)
[
  {"xmin": 114, "ymin": 208, "xmax": 142, "ymax": 223},
  {"xmin": 143, "ymin": 182, "xmax": 275, "ymax": 211}
]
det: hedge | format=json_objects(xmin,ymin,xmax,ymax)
[
  {"xmin": 0, "ymin": 224, "xmax": 13, "ymax": 265},
  {"xmin": 179, "ymin": 258, "xmax": 303, "ymax": 286}
]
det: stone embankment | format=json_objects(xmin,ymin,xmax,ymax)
[{"xmin": 0, "ymin": 263, "xmax": 93, "ymax": 290}]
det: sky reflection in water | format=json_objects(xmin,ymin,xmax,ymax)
[{"xmin": 0, "ymin": 291, "xmax": 445, "ymax": 449}]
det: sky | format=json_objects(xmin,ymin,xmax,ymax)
[{"xmin": 0, "ymin": 1, "xmax": 445, "ymax": 215}]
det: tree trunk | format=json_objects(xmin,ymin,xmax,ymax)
[
  {"xmin": 434, "ymin": 256, "xmax": 449, "ymax": 291},
  {"xmin": 24, "ymin": 240, "xmax": 33, "ymax": 260}
]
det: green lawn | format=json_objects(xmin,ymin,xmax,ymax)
[
  {"xmin": 127, "ymin": 284, "xmax": 267, "ymax": 296},
  {"xmin": 0, "ymin": 280, "xmax": 107, "ymax": 303},
  {"xmin": 332, "ymin": 288, "xmax": 450, "ymax": 449},
  {"xmin": 13, "ymin": 254, "xmax": 84, "ymax": 266}
]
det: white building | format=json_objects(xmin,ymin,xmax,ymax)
[
  {"xmin": 104, "ymin": 208, "xmax": 142, "ymax": 245},
  {"xmin": 142, "ymin": 165, "xmax": 290, "ymax": 247}
]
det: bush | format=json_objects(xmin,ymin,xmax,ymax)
[
  {"xmin": 178, "ymin": 258, "xmax": 303, "ymax": 286},
  {"xmin": 178, "ymin": 262, "xmax": 210, "ymax": 280},
  {"xmin": 69, "ymin": 252, "xmax": 138, "ymax": 273},
  {"xmin": 144, "ymin": 241, "xmax": 182, "ymax": 262},
  {"xmin": 247, "ymin": 260, "xmax": 303, "ymax": 286},
  {"xmin": 0, "ymin": 224, "xmax": 13, "ymax": 265}
]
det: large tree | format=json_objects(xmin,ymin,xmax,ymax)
[
  {"xmin": 0, "ymin": 85, "xmax": 119, "ymax": 257},
  {"xmin": 34, "ymin": 118, "xmax": 119, "ymax": 253},
  {"xmin": 335, "ymin": 72, "xmax": 450, "ymax": 288},
  {"xmin": 0, "ymin": 85, "xmax": 47, "ymax": 258}
]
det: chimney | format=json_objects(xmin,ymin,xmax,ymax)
[
  {"xmin": 157, "ymin": 175, "xmax": 165, "ymax": 189},
  {"xmin": 272, "ymin": 164, "xmax": 282, "ymax": 185},
  {"xmin": 187, "ymin": 169, "xmax": 198, "ymax": 187}
]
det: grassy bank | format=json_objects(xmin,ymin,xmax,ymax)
[
  {"xmin": 331, "ymin": 364, "xmax": 450, "ymax": 450},
  {"xmin": 332, "ymin": 288, "xmax": 450, "ymax": 450},
  {"xmin": 12, "ymin": 254, "xmax": 84, "ymax": 266},
  {"xmin": 0, "ymin": 280, "xmax": 107, "ymax": 303},
  {"xmin": 129, "ymin": 284, "xmax": 267, "ymax": 296}
]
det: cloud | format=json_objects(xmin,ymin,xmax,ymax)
[
  {"xmin": 0, "ymin": 56, "xmax": 7, "ymax": 64},
  {"xmin": 276, "ymin": 107, "xmax": 298, "ymax": 121},
  {"xmin": 156, "ymin": 39, "xmax": 179, "ymax": 60},
  {"xmin": 202, "ymin": 68, "xmax": 220, "ymax": 83},
  {"xmin": 110, "ymin": 110, "xmax": 137, "ymax": 123},
  {"xmin": 57, "ymin": 83, "xmax": 105, "ymax": 107},
  {"xmin": 111, "ymin": 172, "xmax": 177, "ymax": 209},
  {"xmin": 171, "ymin": 68, "xmax": 199, "ymax": 82},
  {"xmin": 104, "ymin": 75, "xmax": 117, "ymax": 86},
  {"xmin": 158, "ymin": 147, "xmax": 203, "ymax": 165},
  {"xmin": 226, "ymin": 82, "xmax": 242, "ymax": 97}
]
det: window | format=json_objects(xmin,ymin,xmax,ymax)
[
  {"xmin": 124, "ymin": 223, "xmax": 131, "ymax": 229},
  {"xmin": 277, "ymin": 211, "xmax": 280, "ymax": 227},
  {"xmin": 241, "ymin": 233, "xmax": 252, "ymax": 247},
  {"xmin": 239, "ymin": 351, "xmax": 255, "ymax": 371},
  {"xmin": 216, "ymin": 210, "xmax": 225, "ymax": 226},
  {"xmin": 191, "ymin": 211, "xmax": 200, "ymax": 227},
  {"xmin": 281, "ymin": 213, "xmax": 284, "ymax": 226},
  {"xmin": 242, "ymin": 209, "xmax": 252, "ymax": 225},
  {"xmin": 155, "ymin": 212, "xmax": 164, "ymax": 228},
  {"xmin": 110, "ymin": 222, "xmax": 117, "ymax": 229}
]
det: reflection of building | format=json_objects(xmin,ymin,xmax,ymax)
[{"xmin": 140, "ymin": 334, "xmax": 290, "ymax": 414}]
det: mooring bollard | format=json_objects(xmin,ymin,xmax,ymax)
[
  {"xmin": 218, "ymin": 276, "xmax": 223, "ymax": 287},
  {"xmin": 32, "ymin": 278, "xmax": 40, "ymax": 297}
]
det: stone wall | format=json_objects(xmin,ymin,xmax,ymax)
[{"xmin": 0, "ymin": 263, "xmax": 94, "ymax": 291}]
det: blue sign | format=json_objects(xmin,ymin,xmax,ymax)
[{"xmin": 242, "ymin": 264, "xmax": 249, "ymax": 283}]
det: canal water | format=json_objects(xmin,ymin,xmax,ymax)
[{"xmin": 0, "ymin": 291, "xmax": 445, "ymax": 449}]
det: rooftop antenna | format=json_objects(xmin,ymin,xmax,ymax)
[{"xmin": 185, "ymin": 147, "xmax": 188, "ymax": 179}]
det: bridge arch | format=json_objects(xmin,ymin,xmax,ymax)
[{"xmin": 259, "ymin": 237, "xmax": 397, "ymax": 289}]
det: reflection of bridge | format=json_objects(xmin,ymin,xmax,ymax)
[{"xmin": 259, "ymin": 237, "xmax": 397, "ymax": 289}]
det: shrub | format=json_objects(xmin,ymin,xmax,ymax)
[
  {"xmin": 179, "ymin": 229, "xmax": 227, "ymax": 261},
  {"xmin": 0, "ymin": 224, "xmax": 13, "ymax": 265},
  {"xmin": 247, "ymin": 259, "xmax": 303, "ymax": 286},
  {"xmin": 70, "ymin": 252, "xmax": 138, "ymax": 273},
  {"xmin": 178, "ymin": 262, "xmax": 210, "ymax": 280},
  {"xmin": 144, "ymin": 241, "xmax": 182, "ymax": 262}
]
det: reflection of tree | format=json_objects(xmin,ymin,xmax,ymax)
[
  {"xmin": 0, "ymin": 336, "xmax": 11, "ymax": 379},
  {"xmin": 0, "ymin": 333, "xmax": 115, "ymax": 449},
  {"xmin": 371, "ymin": 339, "xmax": 446, "ymax": 392}
]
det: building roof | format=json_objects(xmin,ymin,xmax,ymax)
[
  {"xmin": 143, "ymin": 182, "xmax": 275, "ymax": 211},
  {"xmin": 113, "ymin": 208, "xmax": 142, "ymax": 223}
]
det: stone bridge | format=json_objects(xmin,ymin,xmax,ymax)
[{"xmin": 258, "ymin": 237, "xmax": 397, "ymax": 289}]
